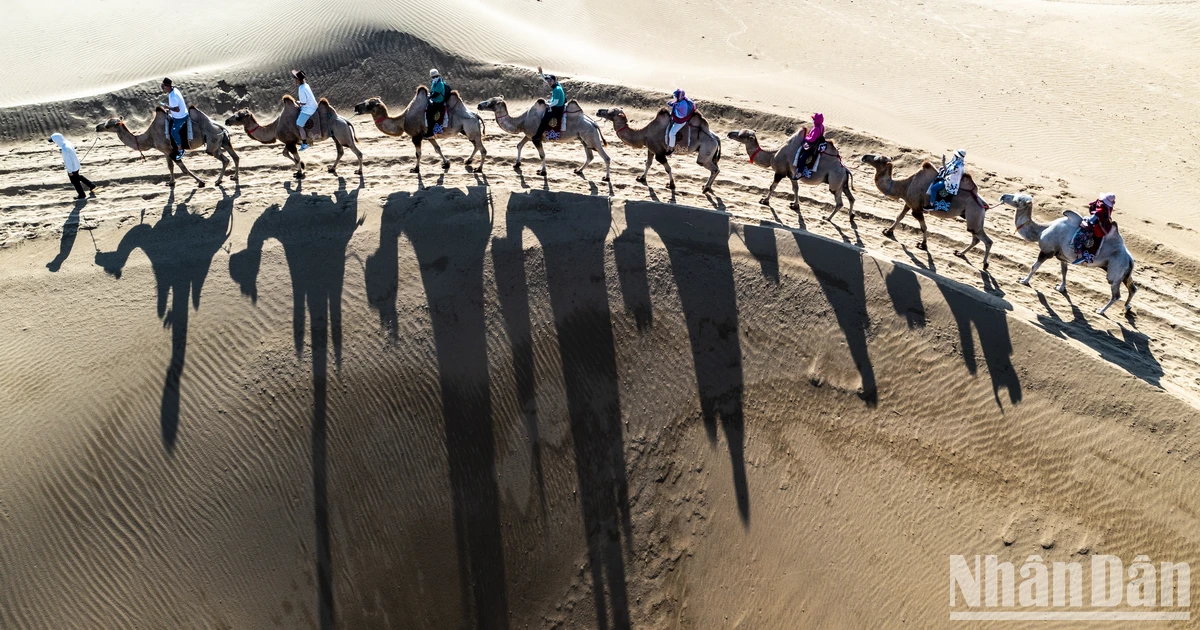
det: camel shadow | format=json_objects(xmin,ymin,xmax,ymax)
[
  {"xmin": 617, "ymin": 201, "xmax": 751, "ymax": 524},
  {"xmin": 500, "ymin": 190, "xmax": 633, "ymax": 629},
  {"xmin": 741, "ymin": 222, "xmax": 781, "ymax": 285},
  {"xmin": 228, "ymin": 177, "xmax": 361, "ymax": 630},
  {"xmin": 362, "ymin": 186, "xmax": 511, "ymax": 629},
  {"xmin": 47, "ymin": 198, "xmax": 89, "ymax": 272},
  {"xmin": 885, "ymin": 264, "xmax": 1023, "ymax": 409},
  {"xmin": 1033, "ymin": 292, "xmax": 1163, "ymax": 388},
  {"xmin": 792, "ymin": 230, "xmax": 878, "ymax": 405},
  {"xmin": 94, "ymin": 187, "xmax": 236, "ymax": 451}
]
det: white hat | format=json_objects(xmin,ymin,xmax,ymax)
[
  {"xmin": 430, "ymin": 68, "xmax": 440, "ymax": 79},
  {"xmin": 954, "ymin": 149, "xmax": 966, "ymax": 159},
  {"xmin": 1100, "ymin": 193, "xmax": 1116, "ymax": 208}
]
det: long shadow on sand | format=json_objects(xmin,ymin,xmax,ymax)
[
  {"xmin": 885, "ymin": 264, "xmax": 1022, "ymax": 409},
  {"xmin": 1033, "ymin": 295, "xmax": 1163, "ymax": 388},
  {"xmin": 499, "ymin": 191, "xmax": 633, "ymax": 630},
  {"xmin": 95, "ymin": 187, "xmax": 236, "ymax": 451},
  {"xmin": 229, "ymin": 178, "xmax": 361, "ymax": 630},
  {"xmin": 617, "ymin": 201, "xmax": 750, "ymax": 525},
  {"xmin": 363, "ymin": 187, "xmax": 510, "ymax": 630}
]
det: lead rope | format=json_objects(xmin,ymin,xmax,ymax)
[{"xmin": 78, "ymin": 135, "xmax": 101, "ymax": 164}]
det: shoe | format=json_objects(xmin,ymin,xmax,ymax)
[
  {"xmin": 174, "ymin": 151, "xmax": 185, "ymax": 161},
  {"xmin": 74, "ymin": 195, "xmax": 86, "ymax": 200},
  {"xmin": 299, "ymin": 143, "xmax": 309, "ymax": 151}
]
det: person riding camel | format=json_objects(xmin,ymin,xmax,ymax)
[
  {"xmin": 1072, "ymin": 193, "xmax": 1116, "ymax": 264},
  {"xmin": 793, "ymin": 112, "xmax": 825, "ymax": 179},
  {"xmin": 926, "ymin": 149, "xmax": 966, "ymax": 212},
  {"xmin": 425, "ymin": 68, "xmax": 449, "ymax": 139},
  {"xmin": 665, "ymin": 89, "xmax": 695, "ymax": 156},
  {"xmin": 160, "ymin": 78, "xmax": 189, "ymax": 161},
  {"xmin": 535, "ymin": 66, "xmax": 566, "ymax": 141},
  {"xmin": 293, "ymin": 70, "xmax": 318, "ymax": 151}
]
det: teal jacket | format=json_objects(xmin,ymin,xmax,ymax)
[
  {"xmin": 543, "ymin": 75, "xmax": 566, "ymax": 107},
  {"xmin": 430, "ymin": 78, "xmax": 448, "ymax": 105}
]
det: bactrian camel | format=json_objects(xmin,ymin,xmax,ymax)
[
  {"xmin": 225, "ymin": 95, "xmax": 361, "ymax": 180},
  {"xmin": 596, "ymin": 107, "xmax": 721, "ymax": 193},
  {"xmin": 96, "ymin": 106, "xmax": 239, "ymax": 187},
  {"xmin": 860, "ymin": 154, "xmax": 994, "ymax": 270},
  {"xmin": 476, "ymin": 96, "xmax": 611, "ymax": 180},
  {"xmin": 726, "ymin": 128, "xmax": 854, "ymax": 220},
  {"xmin": 352, "ymin": 88, "xmax": 487, "ymax": 174},
  {"xmin": 1000, "ymin": 193, "xmax": 1136, "ymax": 315}
]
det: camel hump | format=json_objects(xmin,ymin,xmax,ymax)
[
  {"xmin": 1062, "ymin": 210, "xmax": 1085, "ymax": 223},
  {"xmin": 318, "ymin": 98, "xmax": 336, "ymax": 115},
  {"xmin": 565, "ymin": 100, "xmax": 583, "ymax": 114}
]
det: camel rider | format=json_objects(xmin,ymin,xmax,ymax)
[
  {"xmin": 293, "ymin": 70, "xmax": 318, "ymax": 151},
  {"xmin": 794, "ymin": 112, "xmax": 825, "ymax": 179},
  {"xmin": 665, "ymin": 89, "xmax": 695, "ymax": 155},
  {"xmin": 160, "ymin": 78, "xmax": 189, "ymax": 161},
  {"xmin": 425, "ymin": 68, "xmax": 449, "ymax": 139},
  {"xmin": 926, "ymin": 149, "xmax": 966, "ymax": 212},
  {"xmin": 1073, "ymin": 193, "xmax": 1116, "ymax": 264},
  {"xmin": 535, "ymin": 66, "xmax": 566, "ymax": 140}
]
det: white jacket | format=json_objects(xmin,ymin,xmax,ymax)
[{"xmin": 50, "ymin": 133, "xmax": 80, "ymax": 173}]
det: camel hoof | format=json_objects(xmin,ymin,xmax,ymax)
[
  {"xmin": 354, "ymin": 169, "xmax": 363, "ymax": 175},
  {"xmin": 759, "ymin": 198, "xmax": 770, "ymax": 206},
  {"xmin": 602, "ymin": 176, "xmax": 610, "ymax": 182},
  {"xmin": 1056, "ymin": 285, "xmax": 1068, "ymax": 295},
  {"xmin": 635, "ymin": 176, "xmax": 647, "ymax": 185},
  {"xmin": 702, "ymin": 187, "xmax": 713, "ymax": 195},
  {"xmin": 513, "ymin": 163, "xmax": 522, "ymax": 172},
  {"xmin": 1018, "ymin": 278, "xmax": 1031, "ymax": 287},
  {"xmin": 954, "ymin": 251, "xmax": 967, "ymax": 260},
  {"xmin": 327, "ymin": 166, "xmax": 337, "ymax": 174},
  {"xmin": 1096, "ymin": 307, "xmax": 1107, "ymax": 316},
  {"xmin": 882, "ymin": 229, "xmax": 893, "ymax": 238},
  {"xmin": 409, "ymin": 167, "xmax": 420, "ymax": 174},
  {"xmin": 198, "ymin": 181, "xmax": 207, "ymax": 188},
  {"xmin": 473, "ymin": 167, "xmax": 484, "ymax": 174},
  {"xmin": 789, "ymin": 203, "xmax": 800, "ymax": 211},
  {"xmin": 667, "ymin": 182, "xmax": 676, "ymax": 190},
  {"xmin": 441, "ymin": 162, "xmax": 451, "ymax": 171},
  {"xmin": 983, "ymin": 262, "xmax": 990, "ymax": 271},
  {"xmin": 537, "ymin": 169, "xmax": 547, "ymax": 176},
  {"xmin": 916, "ymin": 242, "xmax": 927, "ymax": 251}
]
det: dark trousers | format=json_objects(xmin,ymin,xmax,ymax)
[
  {"xmin": 69, "ymin": 171, "xmax": 94, "ymax": 198},
  {"xmin": 536, "ymin": 105, "xmax": 565, "ymax": 138},
  {"xmin": 425, "ymin": 102, "xmax": 445, "ymax": 137}
]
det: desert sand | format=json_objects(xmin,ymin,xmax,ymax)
[{"xmin": 2, "ymin": 2, "xmax": 1200, "ymax": 628}]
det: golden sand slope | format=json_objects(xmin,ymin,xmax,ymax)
[{"xmin": 1, "ymin": 129, "xmax": 1199, "ymax": 630}]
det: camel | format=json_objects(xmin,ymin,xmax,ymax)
[
  {"xmin": 860, "ymin": 154, "xmax": 994, "ymax": 269},
  {"xmin": 476, "ymin": 96, "xmax": 610, "ymax": 180},
  {"xmin": 726, "ymin": 128, "xmax": 855, "ymax": 219},
  {"xmin": 1000, "ymin": 193, "xmax": 1136, "ymax": 315},
  {"xmin": 595, "ymin": 107, "xmax": 721, "ymax": 193},
  {"xmin": 96, "ymin": 106, "xmax": 238, "ymax": 187},
  {"xmin": 225, "ymin": 95, "xmax": 361, "ymax": 180},
  {"xmin": 352, "ymin": 89, "xmax": 487, "ymax": 174}
]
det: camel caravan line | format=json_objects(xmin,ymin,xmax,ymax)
[{"xmin": 91, "ymin": 74, "xmax": 1135, "ymax": 315}]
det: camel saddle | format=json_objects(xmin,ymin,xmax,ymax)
[
  {"xmin": 1070, "ymin": 220, "xmax": 1114, "ymax": 264},
  {"xmin": 299, "ymin": 101, "xmax": 338, "ymax": 140},
  {"xmin": 542, "ymin": 100, "xmax": 581, "ymax": 139}
]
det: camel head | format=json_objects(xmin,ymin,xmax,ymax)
[
  {"xmin": 95, "ymin": 117, "xmax": 123, "ymax": 133},
  {"xmin": 477, "ymin": 97, "xmax": 505, "ymax": 112},
  {"xmin": 225, "ymin": 110, "xmax": 253, "ymax": 126},
  {"xmin": 353, "ymin": 97, "xmax": 385, "ymax": 117},
  {"xmin": 726, "ymin": 129, "xmax": 757, "ymax": 144},
  {"xmin": 860, "ymin": 154, "xmax": 895, "ymax": 173},
  {"xmin": 999, "ymin": 193, "xmax": 1033, "ymax": 211},
  {"xmin": 595, "ymin": 108, "xmax": 627, "ymax": 124}
]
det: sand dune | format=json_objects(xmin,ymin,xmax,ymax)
[{"xmin": 4, "ymin": 5, "xmax": 1200, "ymax": 628}]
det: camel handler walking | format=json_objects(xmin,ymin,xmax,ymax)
[
  {"xmin": 535, "ymin": 66, "xmax": 566, "ymax": 140},
  {"xmin": 160, "ymin": 78, "xmax": 189, "ymax": 161},
  {"xmin": 665, "ymin": 89, "xmax": 695, "ymax": 156},
  {"xmin": 49, "ymin": 133, "xmax": 96, "ymax": 200},
  {"xmin": 293, "ymin": 70, "xmax": 319, "ymax": 151}
]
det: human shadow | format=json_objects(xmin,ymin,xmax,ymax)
[
  {"xmin": 47, "ymin": 198, "xmax": 88, "ymax": 272},
  {"xmin": 884, "ymin": 264, "xmax": 1022, "ymax": 409},
  {"xmin": 1034, "ymin": 297, "xmax": 1163, "ymax": 388},
  {"xmin": 94, "ymin": 187, "xmax": 235, "ymax": 451},
  {"xmin": 792, "ymin": 231, "xmax": 878, "ymax": 405},
  {"xmin": 617, "ymin": 201, "xmax": 750, "ymax": 525},
  {"xmin": 363, "ymin": 186, "xmax": 510, "ymax": 629},
  {"xmin": 229, "ymin": 177, "xmax": 361, "ymax": 630},
  {"xmin": 501, "ymin": 191, "xmax": 632, "ymax": 629}
]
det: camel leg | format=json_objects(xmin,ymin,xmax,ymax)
[
  {"xmin": 1097, "ymin": 279, "xmax": 1122, "ymax": 316},
  {"xmin": 533, "ymin": 139, "xmax": 548, "ymax": 176},
  {"xmin": 956, "ymin": 233, "xmax": 981, "ymax": 260},
  {"xmin": 659, "ymin": 154, "xmax": 675, "ymax": 190},
  {"xmin": 979, "ymin": 231, "xmax": 993, "ymax": 270},
  {"xmin": 329, "ymin": 141, "xmax": 344, "ymax": 174},
  {"xmin": 175, "ymin": 156, "xmax": 205, "ymax": 187},
  {"xmin": 514, "ymin": 137, "xmax": 527, "ymax": 170},
  {"xmin": 1056, "ymin": 260, "xmax": 1069, "ymax": 294},
  {"xmin": 226, "ymin": 139, "xmax": 240, "ymax": 182},
  {"xmin": 428, "ymin": 139, "xmax": 450, "ymax": 171},
  {"xmin": 577, "ymin": 141, "xmax": 593, "ymax": 176},
  {"xmin": 790, "ymin": 177, "xmax": 801, "ymax": 210},
  {"xmin": 471, "ymin": 136, "xmax": 486, "ymax": 173},
  {"xmin": 762, "ymin": 173, "xmax": 784, "ymax": 206},
  {"xmin": 825, "ymin": 180, "xmax": 844, "ymax": 222},
  {"xmin": 597, "ymin": 143, "xmax": 612, "ymax": 182},
  {"xmin": 915, "ymin": 213, "xmax": 929, "ymax": 250},
  {"xmin": 213, "ymin": 150, "xmax": 229, "ymax": 187},
  {"xmin": 883, "ymin": 205, "xmax": 910, "ymax": 239},
  {"xmin": 166, "ymin": 156, "xmax": 177, "ymax": 188},
  {"xmin": 1020, "ymin": 251, "xmax": 1052, "ymax": 286},
  {"xmin": 349, "ymin": 141, "xmax": 363, "ymax": 176},
  {"xmin": 1123, "ymin": 275, "xmax": 1137, "ymax": 312},
  {"xmin": 843, "ymin": 177, "xmax": 856, "ymax": 219},
  {"xmin": 410, "ymin": 138, "xmax": 423, "ymax": 174},
  {"xmin": 636, "ymin": 150, "xmax": 654, "ymax": 185},
  {"xmin": 700, "ymin": 156, "xmax": 715, "ymax": 193}
]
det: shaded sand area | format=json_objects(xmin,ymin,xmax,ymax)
[{"xmin": 2, "ymin": 170, "xmax": 1199, "ymax": 626}]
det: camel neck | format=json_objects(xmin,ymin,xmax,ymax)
[
  {"xmin": 747, "ymin": 140, "xmax": 774, "ymax": 166},
  {"xmin": 246, "ymin": 118, "xmax": 274, "ymax": 143},
  {"xmin": 118, "ymin": 122, "xmax": 152, "ymax": 153},
  {"xmin": 613, "ymin": 119, "xmax": 643, "ymax": 148},
  {"xmin": 492, "ymin": 107, "xmax": 521, "ymax": 134},
  {"xmin": 875, "ymin": 165, "xmax": 901, "ymax": 198}
]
